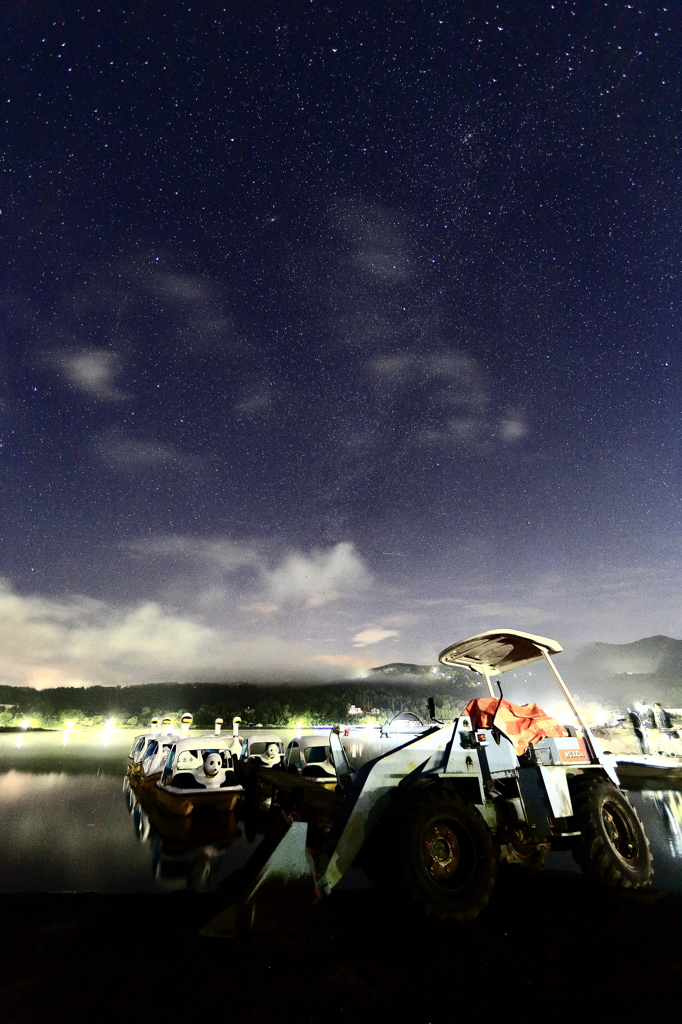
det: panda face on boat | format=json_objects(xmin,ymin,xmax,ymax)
[{"xmin": 203, "ymin": 752, "xmax": 223, "ymax": 777}]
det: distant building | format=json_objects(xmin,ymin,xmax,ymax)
[{"xmin": 348, "ymin": 704, "xmax": 363, "ymax": 716}]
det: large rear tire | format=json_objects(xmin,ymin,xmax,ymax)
[
  {"xmin": 395, "ymin": 788, "xmax": 497, "ymax": 921},
  {"xmin": 570, "ymin": 774, "xmax": 653, "ymax": 888}
]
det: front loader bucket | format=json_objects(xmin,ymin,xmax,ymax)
[{"xmin": 200, "ymin": 817, "xmax": 319, "ymax": 938}]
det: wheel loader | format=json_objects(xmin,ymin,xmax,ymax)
[{"xmin": 201, "ymin": 629, "xmax": 653, "ymax": 936}]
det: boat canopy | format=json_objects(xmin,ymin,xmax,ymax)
[
  {"xmin": 248, "ymin": 732, "xmax": 282, "ymax": 747},
  {"xmin": 171, "ymin": 736, "xmax": 233, "ymax": 756},
  {"xmin": 296, "ymin": 735, "xmax": 331, "ymax": 753},
  {"xmin": 438, "ymin": 629, "xmax": 563, "ymax": 677},
  {"xmin": 246, "ymin": 733, "xmax": 284, "ymax": 756}
]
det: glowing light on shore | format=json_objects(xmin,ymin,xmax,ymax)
[
  {"xmin": 20, "ymin": 720, "xmax": 30, "ymax": 730},
  {"xmin": 102, "ymin": 718, "xmax": 116, "ymax": 747}
]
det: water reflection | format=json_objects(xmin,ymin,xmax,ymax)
[
  {"xmin": 122, "ymin": 775, "xmax": 255, "ymax": 892},
  {"xmin": 640, "ymin": 790, "xmax": 682, "ymax": 858}
]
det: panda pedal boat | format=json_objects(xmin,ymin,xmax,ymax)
[{"xmin": 155, "ymin": 735, "xmax": 243, "ymax": 816}]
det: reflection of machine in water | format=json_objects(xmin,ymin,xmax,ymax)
[
  {"xmin": 150, "ymin": 838, "xmax": 241, "ymax": 892},
  {"xmin": 641, "ymin": 789, "xmax": 682, "ymax": 859},
  {"xmin": 123, "ymin": 774, "xmax": 241, "ymax": 891}
]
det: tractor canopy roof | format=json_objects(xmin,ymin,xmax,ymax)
[{"xmin": 438, "ymin": 629, "xmax": 563, "ymax": 677}]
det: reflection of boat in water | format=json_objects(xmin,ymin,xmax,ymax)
[
  {"xmin": 151, "ymin": 838, "xmax": 240, "ymax": 892},
  {"xmin": 641, "ymin": 789, "xmax": 682, "ymax": 858},
  {"xmin": 154, "ymin": 736, "xmax": 243, "ymax": 816},
  {"xmin": 124, "ymin": 775, "xmax": 241, "ymax": 844},
  {"xmin": 123, "ymin": 775, "xmax": 241, "ymax": 891}
]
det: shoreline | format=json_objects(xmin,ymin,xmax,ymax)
[{"xmin": 0, "ymin": 870, "xmax": 679, "ymax": 1022}]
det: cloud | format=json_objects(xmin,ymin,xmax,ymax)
[
  {"xmin": 498, "ymin": 413, "xmax": 528, "ymax": 441},
  {"xmin": 239, "ymin": 603, "xmax": 280, "ymax": 616},
  {"xmin": 352, "ymin": 627, "xmax": 400, "ymax": 648},
  {"xmin": 233, "ymin": 389, "xmax": 273, "ymax": 417},
  {"xmin": 128, "ymin": 536, "xmax": 264, "ymax": 572},
  {"xmin": 313, "ymin": 653, "xmax": 377, "ymax": 672},
  {"xmin": 53, "ymin": 349, "xmax": 130, "ymax": 402},
  {"xmin": 152, "ymin": 272, "xmax": 216, "ymax": 302},
  {"xmin": 92, "ymin": 431, "xmax": 189, "ymax": 472},
  {"xmin": 127, "ymin": 535, "xmax": 371, "ymax": 612},
  {"xmin": 461, "ymin": 603, "xmax": 558, "ymax": 625},
  {"xmin": 0, "ymin": 580, "xmax": 216, "ymax": 683},
  {"xmin": 365, "ymin": 348, "xmax": 530, "ymax": 453},
  {"xmin": 0, "ymin": 576, "xmax": 365, "ymax": 686},
  {"xmin": 144, "ymin": 268, "xmax": 240, "ymax": 353},
  {"xmin": 333, "ymin": 200, "xmax": 412, "ymax": 283},
  {"xmin": 39, "ymin": 261, "xmax": 243, "ymax": 409},
  {"xmin": 268, "ymin": 542, "xmax": 371, "ymax": 608}
]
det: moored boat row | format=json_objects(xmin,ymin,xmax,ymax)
[{"xmin": 126, "ymin": 715, "xmax": 341, "ymax": 816}]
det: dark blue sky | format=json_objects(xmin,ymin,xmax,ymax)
[{"xmin": 1, "ymin": 1, "xmax": 681, "ymax": 685}]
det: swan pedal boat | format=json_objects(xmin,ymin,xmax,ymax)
[
  {"xmin": 242, "ymin": 732, "xmax": 286, "ymax": 768},
  {"xmin": 130, "ymin": 728, "xmax": 179, "ymax": 789},
  {"xmin": 284, "ymin": 734, "xmax": 338, "ymax": 787},
  {"xmin": 615, "ymin": 753, "xmax": 682, "ymax": 781},
  {"xmin": 127, "ymin": 718, "xmax": 163, "ymax": 776}
]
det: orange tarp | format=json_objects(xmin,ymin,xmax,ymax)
[{"xmin": 463, "ymin": 697, "xmax": 568, "ymax": 757}]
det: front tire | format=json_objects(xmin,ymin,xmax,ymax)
[
  {"xmin": 570, "ymin": 774, "xmax": 653, "ymax": 888},
  {"xmin": 395, "ymin": 788, "xmax": 497, "ymax": 921}
]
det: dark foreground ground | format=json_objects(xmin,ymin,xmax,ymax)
[{"xmin": 0, "ymin": 870, "xmax": 680, "ymax": 1024}]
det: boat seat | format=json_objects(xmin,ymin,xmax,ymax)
[{"xmin": 172, "ymin": 772, "xmax": 206, "ymax": 790}]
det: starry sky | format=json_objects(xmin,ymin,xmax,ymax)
[{"xmin": 1, "ymin": 1, "xmax": 681, "ymax": 687}]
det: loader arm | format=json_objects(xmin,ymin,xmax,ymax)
[
  {"xmin": 201, "ymin": 725, "xmax": 450, "ymax": 937},
  {"xmin": 316, "ymin": 727, "xmax": 448, "ymax": 894}
]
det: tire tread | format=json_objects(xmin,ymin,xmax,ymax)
[{"xmin": 569, "ymin": 774, "xmax": 652, "ymax": 888}]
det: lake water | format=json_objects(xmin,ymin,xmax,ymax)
[{"xmin": 0, "ymin": 728, "xmax": 680, "ymax": 894}]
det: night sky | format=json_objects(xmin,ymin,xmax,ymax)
[{"xmin": 1, "ymin": 2, "xmax": 681, "ymax": 686}]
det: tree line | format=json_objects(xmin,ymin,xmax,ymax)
[{"xmin": 0, "ymin": 673, "xmax": 479, "ymax": 730}]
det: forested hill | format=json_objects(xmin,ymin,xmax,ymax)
[
  {"xmin": 566, "ymin": 635, "xmax": 682, "ymax": 705},
  {"xmin": 0, "ymin": 666, "xmax": 478, "ymax": 729}
]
